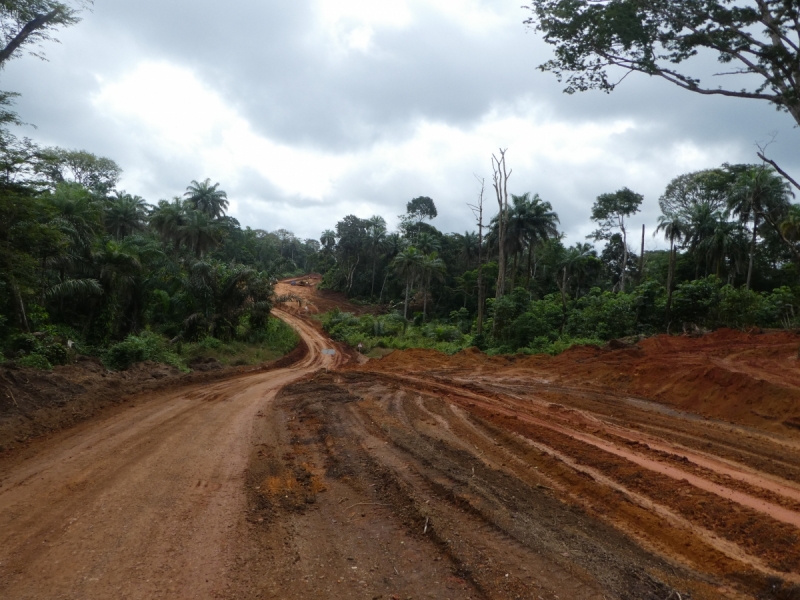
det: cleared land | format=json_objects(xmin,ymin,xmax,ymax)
[{"xmin": 1, "ymin": 279, "xmax": 799, "ymax": 599}]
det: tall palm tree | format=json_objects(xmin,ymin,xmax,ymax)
[
  {"xmin": 686, "ymin": 204, "xmax": 721, "ymax": 277},
  {"xmin": 149, "ymin": 197, "xmax": 187, "ymax": 255},
  {"xmin": 179, "ymin": 210, "xmax": 222, "ymax": 258},
  {"xmin": 415, "ymin": 232, "xmax": 440, "ymax": 255},
  {"xmin": 656, "ymin": 214, "xmax": 688, "ymax": 324},
  {"xmin": 392, "ymin": 246, "xmax": 423, "ymax": 320},
  {"xmin": 522, "ymin": 194, "xmax": 560, "ymax": 288},
  {"xmin": 419, "ymin": 252, "xmax": 446, "ymax": 321},
  {"xmin": 699, "ymin": 217, "xmax": 739, "ymax": 278},
  {"xmin": 320, "ymin": 229, "xmax": 336, "ymax": 255},
  {"xmin": 367, "ymin": 216, "xmax": 387, "ymax": 297},
  {"xmin": 728, "ymin": 166, "xmax": 793, "ymax": 289},
  {"xmin": 184, "ymin": 179, "xmax": 229, "ymax": 218},
  {"xmin": 46, "ymin": 182, "xmax": 103, "ymax": 252},
  {"xmin": 105, "ymin": 192, "xmax": 148, "ymax": 239}
]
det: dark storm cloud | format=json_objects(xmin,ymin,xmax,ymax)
[{"xmin": 0, "ymin": 0, "xmax": 797, "ymax": 242}]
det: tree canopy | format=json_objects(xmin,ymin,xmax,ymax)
[
  {"xmin": 0, "ymin": 1, "xmax": 88, "ymax": 67},
  {"xmin": 524, "ymin": 0, "xmax": 800, "ymax": 127}
]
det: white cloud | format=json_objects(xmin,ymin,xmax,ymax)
[
  {"xmin": 93, "ymin": 62, "xmax": 350, "ymax": 199},
  {"xmin": 90, "ymin": 59, "xmax": 740, "ymax": 246}
]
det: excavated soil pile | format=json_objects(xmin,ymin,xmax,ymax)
[
  {"xmin": 355, "ymin": 329, "xmax": 800, "ymax": 430},
  {"xmin": 340, "ymin": 329, "xmax": 800, "ymax": 598}
]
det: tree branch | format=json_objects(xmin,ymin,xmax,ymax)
[
  {"xmin": 757, "ymin": 151, "xmax": 800, "ymax": 192},
  {"xmin": 0, "ymin": 9, "xmax": 62, "ymax": 66}
]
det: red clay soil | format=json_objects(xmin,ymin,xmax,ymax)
[
  {"xmin": 344, "ymin": 329, "xmax": 800, "ymax": 598},
  {"xmin": 2, "ymin": 275, "xmax": 800, "ymax": 600}
]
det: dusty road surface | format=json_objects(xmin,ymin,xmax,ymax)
[
  {"xmin": 2, "ymin": 277, "xmax": 800, "ymax": 600},
  {"xmin": 0, "ymin": 308, "xmax": 341, "ymax": 600}
]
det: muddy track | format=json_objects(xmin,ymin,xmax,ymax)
[
  {"xmin": 315, "ymin": 366, "xmax": 800, "ymax": 599},
  {"xmin": 1, "ymin": 281, "xmax": 799, "ymax": 599},
  {"xmin": 0, "ymin": 308, "xmax": 341, "ymax": 600}
]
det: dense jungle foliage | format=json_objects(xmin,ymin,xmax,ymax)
[
  {"xmin": 320, "ymin": 166, "xmax": 800, "ymax": 356},
  {"xmin": 0, "ymin": 128, "xmax": 311, "ymax": 370}
]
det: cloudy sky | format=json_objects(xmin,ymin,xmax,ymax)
[{"xmin": 4, "ymin": 0, "xmax": 799, "ymax": 250}]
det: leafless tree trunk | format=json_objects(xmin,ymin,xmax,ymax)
[
  {"xmin": 491, "ymin": 149, "xmax": 512, "ymax": 305},
  {"xmin": 469, "ymin": 176, "xmax": 486, "ymax": 335},
  {"xmin": 618, "ymin": 220, "xmax": 629, "ymax": 292},
  {"xmin": 639, "ymin": 224, "xmax": 645, "ymax": 280}
]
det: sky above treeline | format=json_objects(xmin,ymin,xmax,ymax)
[{"xmin": 4, "ymin": 0, "xmax": 800, "ymax": 250}]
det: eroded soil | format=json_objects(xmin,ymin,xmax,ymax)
[{"xmin": 1, "ymin": 279, "xmax": 799, "ymax": 599}]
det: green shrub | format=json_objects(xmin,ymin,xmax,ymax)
[
  {"xmin": 42, "ymin": 343, "xmax": 68, "ymax": 366},
  {"xmin": 18, "ymin": 353, "xmax": 52, "ymax": 370},
  {"xmin": 198, "ymin": 336, "xmax": 223, "ymax": 350},
  {"xmin": 104, "ymin": 331, "xmax": 184, "ymax": 371}
]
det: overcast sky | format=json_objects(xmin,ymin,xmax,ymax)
[{"xmin": 3, "ymin": 0, "xmax": 799, "ymax": 251}]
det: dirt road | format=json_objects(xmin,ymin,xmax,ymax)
[
  {"xmin": 0, "ymin": 309, "xmax": 341, "ymax": 600},
  {"xmin": 2, "ymin": 278, "xmax": 799, "ymax": 599}
]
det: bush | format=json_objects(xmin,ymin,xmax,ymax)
[
  {"xmin": 104, "ymin": 331, "xmax": 184, "ymax": 371},
  {"xmin": 18, "ymin": 353, "xmax": 52, "ymax": 370}
]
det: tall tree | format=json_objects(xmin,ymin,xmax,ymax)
[
  {"xmin": 402, "ymin": 196, "xmax": 437, "ymax": 238},
  {"xmin": 393, "ymin": 246, "xmax": 423, "ymax": 320},
  {"xmin": 37, "ymin": 147, "xmax": 121, "ymax": 194},
  {"xmin": 0, "ymin": 1, "xmax": 87, "ymax": 68},
  {"xmin": 589, "ymin": 187, "xmax": 642, "ymax": 292},
  {"xmin": 184, "ymin": 178, "xmax": 229, "ymax": 219},
  {"xmin": 525, "ymin": 1, "xmax": 800, "ymax": 127},
  {"xmin": 367, "ymin": 215, "xmax": 387, "ymax": 297},
  {"xmin": 419, "ymin": 252, "xmax": 446, "ymax": 321},
  {"xmin": 491, "ymin": 149, "xmax": 512, "ymax": 305},
  {"xmin": 656, "ymin": 214, "xmax": 688, "ymax": 324},
  {"xmin": 728, "ymin": 166, "xmax": 793, "ymax": 288}
]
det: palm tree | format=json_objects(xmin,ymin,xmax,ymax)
[
  {"xmin": 656, "ymin": 214, "xmax": 688, "ymax": 324},
  {"xmin": 184, "ymin": 179, "xmax": 229, "ymax": 218},
  {"xmin": 686, "ymin": 204, "xmax": 719, "ymax": 276},
  {"xmin": 780, "ymin": 204, "xmax": 800, "ymax": 246},
  {"xmin": 105, "ymin": 192, "xmax": 148, "ymax": 239},
  {"xmin": 457, "ymin": 231, "xmax": 479, "ymax": 269},
  {"xmin": 392, "ymin": 246, "xmax": 423, "ymax": 320},
  {"xmin": 728, "ymin": 166, "xmax": 793, "ymax": 289},
  {"xmin": 699, "ymin": 217, "xmax": 739, "ymax": 278},
  {"xmin": 493, "ymin": 193, "xmax": 560, "ymax": 291},
  {"xmin": 179, "ymin": 210, "xmax": 222, "ymax": 258},
  {"xmin": 522, "ymin": 194, "xmax": 560, "ymax": 288},
  {"xmin": 149, "ymin": 197, "xmax": 187, "ymax": 255},
  {"xmin": 415, "ymin": 232, "xmax": 440, "ymax": 255},
  {"xmin": 46, "ymin": 182, "xmax": 103, "ymax": 252},
  {"xmin": 320, "ymin": 229, "xmax": 336, "ymax": 254},
  {"xmin": 367, "ymin": 216, "xmax": 387, "ymax": 297},
  {"xmin": 419, "ymin": 252, "xmax": 446, "ymax": 321}
]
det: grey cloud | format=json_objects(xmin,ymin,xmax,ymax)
[{"xmin": 1, "ymin": 0, "xmax": 798, "ymax": 243}]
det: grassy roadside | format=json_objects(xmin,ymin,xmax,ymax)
[
  {"xmin": 320, "ymin": 309, "xmax": 604, "ymax": 357},
  {"xmin": 4, "ymin": 316, "xmax": 300, "ymax": 373}
]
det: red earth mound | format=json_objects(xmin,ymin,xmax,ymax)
[{"xmin": 353, "ymin": 329, "xmax": 800, "ymax": 431}]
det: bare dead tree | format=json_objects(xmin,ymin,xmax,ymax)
[
  {"xmin": 754, "ymin": 134, "xmax": 800, "ymax": 193},
  {"xmin": 638, "ymin": 223, "xmax": 645, "ymax": 281},
  {"xmin": 491, "ymin": 149, "xmax": 512, "ymax": 307},
  {"xmin": 468, "ymin": 175, "xmax": 486, "ymax": 335}
]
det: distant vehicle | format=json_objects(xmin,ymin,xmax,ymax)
[{"xmin": 290, "ymin": 281, "xmax": 297, "ymax": 286}]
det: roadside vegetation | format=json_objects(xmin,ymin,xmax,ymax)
[{"xmin": 3, "ymin": 0, "xmax": 800, "ymax": 369}]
